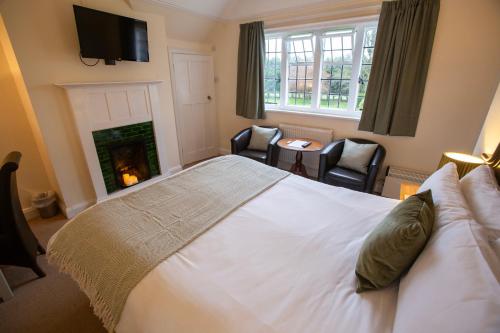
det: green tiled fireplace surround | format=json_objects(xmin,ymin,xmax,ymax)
[{"xmin": 92, "ymin": 121, "xmax": 160, "ymax": 194}]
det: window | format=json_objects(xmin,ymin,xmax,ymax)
[
  {"xmin": 264, "ymin": 20, "xmax": 378, "ymax": 118},
  {"xmin": 357, "ymin": 27, "xmax": 377, "ymax": 111},
  {"xmin": 287, "ymin": 34, "xmax": 315, "ymax": 106},
  {"xmin": 320, "ymin": 29, "xmax": 353, "ymax": 110},
  {"xmin": 264, "ymin": 37, "xmax": 282, "ymax": 104}
]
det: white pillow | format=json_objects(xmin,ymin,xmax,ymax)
[
  {"xmin": 247, "ymin": 125, "xmax": 277, "ymax": 151},
  {"xmin": 418, "ymin": 162, "xmax": 473, "ymax": 229},
  {"xmin": 337, "ymin": 139, "xmax": 378, "ymax": 174},
  {"xmin": 460, "ymin": 165, "xmax": 500, "ymax": 240},
  {"xmin": 393, "ymin": 220, "xmax": 500, "ymax": 333}
]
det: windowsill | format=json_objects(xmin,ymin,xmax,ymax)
[{"xmin": 265, "ymin": 107, "xmax": 361, "ymax": 121}]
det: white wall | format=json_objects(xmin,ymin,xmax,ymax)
[
  {"xmin": 474, "ymin": 82, "xmax": 500, "ymax": 156},
  {"xmin": 0, "ymin": 0, "xmax": 217, "ymax": 215},
  {"xmin": 0, "ymin": 15, "xmax": 53, "ymax": 213},
  {"xmin": 211, "ymin": 0, "xmax": 500, "ymax": 174}
]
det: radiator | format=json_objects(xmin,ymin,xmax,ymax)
[
  {"xmin": 381, "ymin": 166, "xmax": 431, "ymax": 199},
  {"xmin": 278, "ymin": 123, "xmax": 333, "ymax": 177}
]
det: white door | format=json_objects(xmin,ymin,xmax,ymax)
[{"xmin": 171, "ymin": 53, "xmax": 218, "ymax": 165}]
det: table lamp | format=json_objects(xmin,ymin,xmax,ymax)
[
  {"xmin": 481, "ymin": 142, "xmax": 500, "ymax": 168},
  {"xmin": 481, "ymin": 142, "xmax": 500, "ymax": 183},
  {"xmin": 438, "ymin": 152, "xmax": 484, "ymax": 178}
]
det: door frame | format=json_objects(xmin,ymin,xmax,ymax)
[{"xmin": 168, "ymin": 48, "xmax": 217, "ymax": 166}]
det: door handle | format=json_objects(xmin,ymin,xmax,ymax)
[{"xmin": 207, "ymin": 96, "xmax": 212, "ymax": 101}]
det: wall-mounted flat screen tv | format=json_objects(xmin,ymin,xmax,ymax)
[{"xmin": 73, "ymin": 5, "xmax": 149, "ymax": 65}]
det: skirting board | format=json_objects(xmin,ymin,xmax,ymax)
[
  {"xmin": 168, "ymin": 164, "xmax": 183, "ymax": 174},
  {"xmin": 23, "ymin": 206, "xmax": 39, "ymax": 221},
  {"xmin": 219, "ymin": 148, "xmax": 231, "ymax": 155},
  {"xmin": 59, "ymin": 200, "xmax": 94, "ymax": 220}
]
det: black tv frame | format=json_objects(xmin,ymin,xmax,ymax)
[{"xmin": 73, "ymin": 5, "xmax": 149, "ymax": 66}]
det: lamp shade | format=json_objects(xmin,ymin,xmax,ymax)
[
  {"xmin": 438, "ymin": 152, "xmax": 484, "ymax": 178},
  {"xmin": 481, "ymin": 142, "xmax": 500, "ymax": 168}
]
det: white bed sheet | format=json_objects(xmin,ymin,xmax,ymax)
[{"xmin": 115, "ymin": 175, "xmax": 400, "ymax": 333}]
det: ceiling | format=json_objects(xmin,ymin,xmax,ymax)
[
  {"xmin": 148, "ymin": 0, "xmax": 230, "ymax": 19},
  {"xmin": 149, "ymin": 0, "xmax": 338, "ymax": 21}
]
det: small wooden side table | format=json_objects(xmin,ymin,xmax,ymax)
[{"xmin": 277, "ymin": 138, "xmax": 324, "ymax": 177}]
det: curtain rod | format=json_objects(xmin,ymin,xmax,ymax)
[
  {"xmin": 265, "ymin": 4, "xmax": 381, "ymax": 28},
  {"xmin": 264, "ymin": 14, "xmax": 379, "ymax": 33},
  {"xmin": 236, "ymin": 2, "xmax": 381, "ymax": 27}
]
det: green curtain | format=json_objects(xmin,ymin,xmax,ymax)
[
  {"xmin": 358, "ymin": 0, "xmax": 440, "ymax": 136},
  {"xmin": 236, "ymin": 21, "xmax": 266, "ymax": 119}
]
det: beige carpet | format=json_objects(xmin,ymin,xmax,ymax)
[{"xmin": 0, "ymin": 215, "xmax": 105, "ymax": 333}]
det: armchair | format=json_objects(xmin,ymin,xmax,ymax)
[
  {"xmin": 318, "ymin": 138, "xmax": 386, "ymax": 193},
  {"xmin": 231, "ymin": 126, "xmax": 282, "ymax": 167}
]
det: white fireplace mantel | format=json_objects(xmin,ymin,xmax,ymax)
[
  {"xmin": 55, "ymin": 80, "xmax": 164, "ymax": 88},
  {"xmin": 57, "ymin": 80, "xmax": 173, "ymax": 202}
]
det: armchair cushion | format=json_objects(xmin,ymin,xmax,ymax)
[
  {"xmin": 337, "ymin": 139, "xmax": 378, "ymax": 174},
  {"xmin": 326, "ymin": 167, "xmax": 366, "ymax": 192},
  {"xmin": 248, "ymin": 125, "xmax": 278, "ymax": 151},
  {"xmin": 238, "ymin": 149, "xmax": 268, "ymax": 164}
]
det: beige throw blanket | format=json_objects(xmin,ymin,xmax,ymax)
[{"xmin": 47, "ymin": 155, "xmax": 289, "ymax": 331}]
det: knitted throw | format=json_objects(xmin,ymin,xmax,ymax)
[{"xmin": 48, "ymin": 155, "xmax": 289, "ymax": 331}]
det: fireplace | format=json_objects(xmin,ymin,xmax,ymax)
[
  {"xmin": 57, "ymin": 80, "xmax": 175, "ymax": 207},
  {"xmin": 93, "ymin": 121, "xmax": 160, "ymax": 194},
  {"xmin": 109, "ymin": 140, "xmax": 151, "ymax": 188}
]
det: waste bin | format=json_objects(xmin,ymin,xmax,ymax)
[{"xmin": 32, "ymin": 191, "xmax": 58, "ymax": 218}]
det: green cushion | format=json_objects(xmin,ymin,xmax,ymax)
[
  {"xmin": 248, "ymin": 125, "xmax": 277, "ymax": 151},
  {"xmin": 355, "ymin": 190, "xmax": 435, "ymax": 293}
]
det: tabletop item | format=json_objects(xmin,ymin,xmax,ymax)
[
  {"xmin": 277, "ymin": 138, "xmax": 324, "ymax": 177},
  {"xmin": 287, "ymin": 140, "xmax": 311, "ymax": 149}
]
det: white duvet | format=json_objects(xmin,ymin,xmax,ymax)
[{"xmin": 115, "ymin": 175, "xmax": 400, "ymax": 333}]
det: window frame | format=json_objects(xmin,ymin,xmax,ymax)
[{"xmin": 264, "ymin": 17, "xmax": 378, "ymax": 120}]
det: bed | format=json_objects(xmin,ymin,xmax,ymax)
[{"xmin": 48, "ymin": 155, "xmax": 500, "ymax": 333}]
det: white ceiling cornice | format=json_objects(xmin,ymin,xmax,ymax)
[
  {"xmin": 225, "ymin": 0, "xmax": 381, "ymax": 22},
  {"xmin": 142, "ymin": 0, "xmax": 227, "ymax": 21},
  {"xmin": 138, "ymin": 0, "xmax": 382, "ymax": 23}
]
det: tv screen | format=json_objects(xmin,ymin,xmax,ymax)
[{"xmin": 73, "ymin": 5, "xmax": 149, "ymax": 64}]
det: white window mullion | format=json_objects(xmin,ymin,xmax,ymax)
[
  {"xmin": 280, "ymin": 36, "xmax": 288, "ymax": 108},
  {"xmin": 348, "ymin": 25, "xmax": 364, "ymax": 112},
  {"xmin": 311, "ymin": 33, "xmax": 322, "ymax": 110}
]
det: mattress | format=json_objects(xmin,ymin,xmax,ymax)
[{"xmin": 115, "ymin": 175, "xmax": 400, "ymax": 333}]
